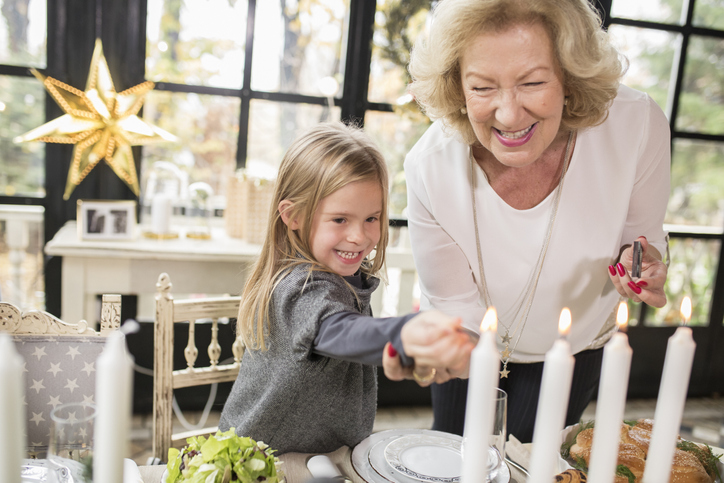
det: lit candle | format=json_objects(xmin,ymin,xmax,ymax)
[
  {"xmin": 0, "ymin": 334, "xmax": 25, "ymax": 483},
  {"xmin": 461, "ymin": 307, "xmax": 500, "ymax": 483},
  {"xmin": 588, "ymin": 302, "xmax": 633, "ymax": 483},
  {"xmin": 528, "ymin": 308, "xmax": 576, "ymax": 483},
  {"xmin": 642, "ymin": 297, "xmax": 696, "ymax": 483},
  {"xmin": 93, "ymin": 332, "xmax": 134, "ymax": 483}
]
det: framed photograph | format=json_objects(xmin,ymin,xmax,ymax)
[{"xmin": 76, "ymin": 200, "xmax": 137, "ymax": 241}]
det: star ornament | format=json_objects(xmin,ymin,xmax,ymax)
[{"xmin": 14, "ymin": 38, "xmax": 177, "ymax": 199}]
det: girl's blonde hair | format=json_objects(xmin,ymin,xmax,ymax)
[
  {"xmin": 238, "ymin": 122, "xmax": 390, "ymax": 350},
  {"xmin": 408, "ymin": 0, "xmax": 626, "ymax": 145}
]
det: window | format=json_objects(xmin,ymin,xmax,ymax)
[
  {"xmin": 0, "ymin": 0, "xmax": 47, "ymax": 311},
  {"xmin": 607, "ymin": 0, "xmax": 724, "ymax": 328},
  {"xmin": 0, "ymin": 0, "xmax": 722, "ymax": 333}
]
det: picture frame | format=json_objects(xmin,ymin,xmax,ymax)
[{"xmin": 76, "ymin": 200, "xmax": 137, "ymax": 241}]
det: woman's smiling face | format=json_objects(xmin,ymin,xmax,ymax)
[{"xmin": 460, "ymin": 22, "xmax": 566, "ymax": 168}]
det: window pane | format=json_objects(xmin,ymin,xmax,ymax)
[
  {"xmin": 0, "ymin": 75, "xmax": 44, "ymax": 196},
  {"xmin": 368, "ymin": 2, "xmax": 430, "ymax": 104},
  {"xmin": 611, "ymin": 0, "xmax": 686, "ymax": 25},
  {"xmin": 0, "ymin": 0, "xmax": 46, "ymax": 67},
  {"xmin": 693, "ymin": 0, "xmax": 724, "ymax": 29},
  {"xmin": 145, "ymin": 0, "xmax": 248, "ymax": 88},
  {"xmin": 251, "ymin": 0, "xmax": 349, "ymax": 97},
  {"xmin": 0, "ymin": 205, "xmax": 45, "ymax": 310},
  {"xmin": 667, "ymin": 139, "xmax": 724, "ymax": 230},
  {"xmin": 644, "ymin": 238, "xmax": 719, "ymax": 327},
  {"xmin": 676, "ymin": 35, "xmax": 724, "ymax": 135},
  {"xmin": 364, "ymin": 110, "xmax": 430, "ymax": 216},
  {"xmin": 247, "ymin": 100, "xmax": 340, "ymax": 172},
  {"xmin": 141, "ymin": 91, "xmax": 240, "ymax": 206},
  {"xmin": 608, "ymin": 24, "xmax": 679, "ymax": 114}
]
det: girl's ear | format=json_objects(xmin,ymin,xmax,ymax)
[{"xmin": 278, "ymin": 200, "xmax": 300, "ymax": 230}]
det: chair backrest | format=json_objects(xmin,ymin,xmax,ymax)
[
  {"xmin": 152, "ymin": 272, "xmax": 243, "ymax": 461},
  {"xmin": 0, "ymin": 294, "xmax": 121, "ymax": 455}
]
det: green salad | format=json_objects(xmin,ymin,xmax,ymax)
[{"xmin": 165, "ymin": 428, "xmax": 283, "ymax": 483}]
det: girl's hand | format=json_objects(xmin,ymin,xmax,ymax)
[
  {"xmin": 608, "ymin": 236, "xmax": 667, "ymax": 308},
  {"xmin": 384, "ymin": 310, "xmax": 474, "ymax": 386}
]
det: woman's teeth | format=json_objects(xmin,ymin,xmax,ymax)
[
  {"xmin": 336, "ymin": 250, "xmax": 360, "ymax": 259},
  {"xmin": 497, "ymin": 125, "xmax": 534, "ymax": 139}
]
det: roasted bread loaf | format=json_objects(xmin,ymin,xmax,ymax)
[
  {"xmin": 554, "ymin": 469, "xmax": 588, "ymax": 482},
  {"xmin": 561, "ymin": 419, "xmax": 717, "ymax": 483}
]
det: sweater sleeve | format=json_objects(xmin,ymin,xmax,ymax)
[{"xmin": 312, "ymin": 311, "xmax": 416, "ymax": 366}]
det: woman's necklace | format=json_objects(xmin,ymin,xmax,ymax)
[{"xmin": 470, "ymin": 130, "xmax": 575, "ymax": 379}]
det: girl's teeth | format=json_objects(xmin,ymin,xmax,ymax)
[
  {"xmin": 336, "ymin": 250, "xmax": 359, "ymax": 259},
  {"xmin": 498, "ymin": 125, "xmax": 533, "ymax": 139}
]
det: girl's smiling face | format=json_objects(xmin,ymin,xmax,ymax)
[
  {"xmin": 460, "ymin": 22, "xmax": 567, "ymax": 168},
  {"xmin": 309, "ymin": 180, "xmax": 383, "ymax": 276}
]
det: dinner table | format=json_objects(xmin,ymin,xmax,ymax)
[{"xmin": 135, "ymin": 444, "xmax": 531, "ymax": 483}]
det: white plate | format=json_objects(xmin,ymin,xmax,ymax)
[
  {"xmin": 352, "ymin": 429, "xmax": 510, "ymax": 483},
  {"xmin": 383, "ymin": 434, "xmax": 462, "ymax": 482}
]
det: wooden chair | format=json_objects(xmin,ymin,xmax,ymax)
[
  {"xmin": 0, "ymin": 294, "xmax": 122, "ymax": 456},
  {"xmin": 152, "ymin": 272, "xmax": 243, "ymax": 461}
]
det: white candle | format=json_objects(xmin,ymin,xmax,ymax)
[
  {"xmin": 461, "ymin": 308, "xmax": 500, "ymax": 483},
  {"xmin": 528, "ymin": 308, "xmax": 576, "ymax": 483},
  {"xmin": 642, "ymin": 298, "xmax": 696, "ymax": 483},
  {"xmin": 0, "ymin": 334, "xmax": 25, "ymax": 483},
  {"xmin": 151, "ymin": 193, "xmax": 172, "ymax": 234},
  {"xmin": 93, "ymin": 332, "xmax": 134, "ymax": 483},
  {"xmin": 588, "ymin": 302, "xmax": 633, "ymax": 483}
]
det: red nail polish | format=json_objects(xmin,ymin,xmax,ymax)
[
  {"xmin": 608, "ymin": 265, "xmax": 616, "ymax": 276},
  {"xmin": 628, "ymin": 281, "xmax": 642, "ymax": 294},
  {"xmin": 387, "ymin": 344, "xmax": 398, "ymax": 357},
  {"xmin": 617, "ymin": 263, "xmax": 626, "ymax": 277},
  {"xmin": 636, "ymin": 280, "xmax": 648, "ymax": 287}
]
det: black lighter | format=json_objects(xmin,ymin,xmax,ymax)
[{"xmin": 632, "ymin": 240, "xmax": 642, "ymax": 278}]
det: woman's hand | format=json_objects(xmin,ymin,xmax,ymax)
[
  {"xmin": 608, "ymin": 236, "xmax": 667, "ymax": 308},
  {"xmin": 383, "ymin": 310, "xmax": 475, "ymax": 386}
]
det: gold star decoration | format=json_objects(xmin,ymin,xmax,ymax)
[{"xmin": 14, "ymin": 38, "xmax": 177, "ymax": 199}]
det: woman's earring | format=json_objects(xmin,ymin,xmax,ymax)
[
  {"xmin": 461, "ymin": 107, "xmax": 467, "ymax": 114},
  {"xmin": 564, "ymin": 97, "xmax": 569, "ymax": 106}
]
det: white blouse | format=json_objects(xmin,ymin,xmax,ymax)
[{"xmin": 404, "ymin": 85, "xmax": 671, "ymax": 362}]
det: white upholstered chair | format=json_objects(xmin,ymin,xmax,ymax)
[
  {"xmin": 152, "ymin": 272, "xmax": 243, "ymax": 461},
  {"xmin": 0, "ymin": 294, "xmax": 122, "ymax": 456}
]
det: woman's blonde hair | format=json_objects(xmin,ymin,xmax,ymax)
[
  {"xmin": 238, "ymin": 122, "xmax": 390, "ymax": 350},
  {"xmin": 408, "ymin": 0, "xmax": 626, "ymax": 145}
]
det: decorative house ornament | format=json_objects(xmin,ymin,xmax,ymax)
[{"xmin": 14, "ymin": 38, "xmax": 177, "ymax": 200}]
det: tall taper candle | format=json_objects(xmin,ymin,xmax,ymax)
[
  {"xmin": 93, "ymin": 332, "xmax": 134, "ymax": 483},
  {"xmin": 528, "ymin": 308, "xmax": 576, "ymax": 483},
  {"xmin": 0, "ymin": 334, "xmax": 25, "ymax": 483},
  {"xmin": 588, "ymin": 302, "xmax": 633, "ymax": 483},
  {"xmin": 642, "ymin": 297, "xmax": 696, "ymax": 483},
  {"xmin": 461, "ymin": 307, "xmax": 500, "ymax": 483}
]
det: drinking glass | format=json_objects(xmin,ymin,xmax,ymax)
[
  {"xmin": 491, "ymin": 388, "xmax": 508, "ymax": 458},
  {"xmin": 483, "ymin": 388, "xmax": 508, "ymax": 481},
  {"xmin": 48, "ymin": 402, "xmax": 96, "ymax": 483}
]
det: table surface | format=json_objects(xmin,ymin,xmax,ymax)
[
  {"xmin": 136, "ymin": 445, "xmax": 529, "ymax": 483},
  {"xmin": 45, "ymin": 221, "xmax": 262, "ymax": 262}
]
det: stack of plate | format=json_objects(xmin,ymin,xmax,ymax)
[{"xmin": 351, "ymin": 429, "xmax": 511, "ymax": 483}]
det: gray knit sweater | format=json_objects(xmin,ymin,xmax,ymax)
[{"xmin": 218, "ymin": 263, "xmax": 379, "ymax": 454}]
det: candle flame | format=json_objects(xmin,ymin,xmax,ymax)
[
  {"xmin": 616, "ymin": 302, "xmax": 629, "ymax": 332},
  {"xmin": 680, "ymin": 296, "xmax": 692, "ymax": 325},
  {"xmin": 558, "ymin": 308, "xmax": 572, "ymax": 336},
  {"xmin": 481, "ymin": 307, "xmax": 498, "ymax": 332}
]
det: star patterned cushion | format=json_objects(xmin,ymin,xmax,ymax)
[{"xmin": 13, "ymin": 335, "xmax": 106, "ymax": 453}]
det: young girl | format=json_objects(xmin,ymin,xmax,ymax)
[{"xmin": 218, "ymin": 122, "xmax": 473, "ymax": 454}]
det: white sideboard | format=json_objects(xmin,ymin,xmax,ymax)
[{"xmin": 45, "ymin": 221, "xmax": 418, "ymax": 325}]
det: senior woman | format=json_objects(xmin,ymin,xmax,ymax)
[{"xmin": 387, "ymin": 0, "xmax": 671, "ymax": 443}]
